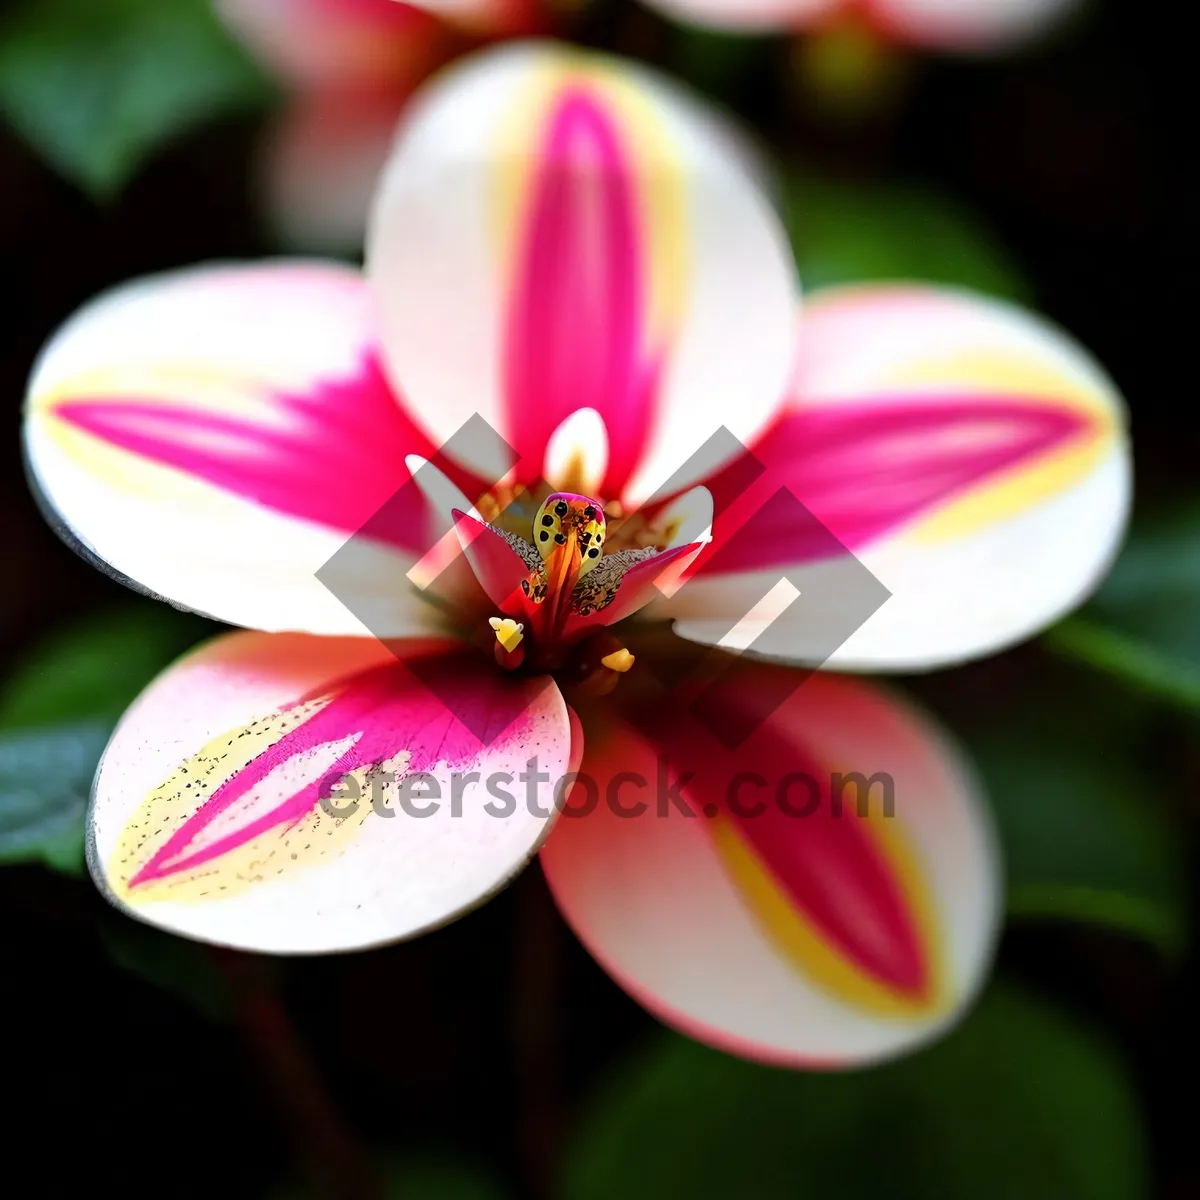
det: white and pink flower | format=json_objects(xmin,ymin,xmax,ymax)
[
  {"xmin": 642, "ymin": 0, "xmax": 1082, "ymax": 53},
  {"xmin": 24, "ymin": 42, "xmax": 1129, "ymax": 1068}
]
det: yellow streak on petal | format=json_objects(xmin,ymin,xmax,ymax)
[
  {"xmin": 37, "ymin": 361, "xmax": 299, "ymax": 421},
  {"xmin": 34, "ymin": 365, "xmax": 293, "ymax": 508},
  {"xmin": 912, "ymin": 422, "xmax": 1113, "ymax": 546},
  {"xmin": 885, "ymin": 351, "xmax": 1121, "ymax": 546},
  {"xmin": 709, "ymin": 804, "xmax": 950, "ymax": 1021},
  {"xmin": 107, "ymin": 697, "xmax": 407, "ymax": 906}
]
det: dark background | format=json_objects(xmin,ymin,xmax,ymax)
[{"xmin": 1, "ymin": 0, "xmax": 1194, "ymax": 1196}]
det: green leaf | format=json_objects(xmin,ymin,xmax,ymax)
[
  {"xmin": 98, "ymin": 914, "xmax": 237, "ymax": 1025},
  {"xmin": 0, "ymin": 721, "xmax": 110, "ymax": 873},
  {"xmin": 0, "ymin": 0, "xmax": 270, "ymax": 198},
  {"xmin": 0, "ymin": 602, "xmax": 213, "ymax": 871},
  {"xmin": 274, "ymin": 1157, "xmax": 509, "ymax": 1200},
  {"xmin": 382, "ymin": 1161, "xmax": 509, "ymax": 1200},
  {"xmin": 1044, "ymin": 502, "xmax": 1200, "ymax": 712},
  {"xmin": 0, "ymin": 603, "xmax": 212, "ymax": 728},
  {"xmin": 962, "ymin": 695, "xmax": 1188, "ymax": 956},
  {"xmin": 565, "ymin": 983, "xmax": 1148, "ymax": 1200},
  {"xmin": 782, "ymin": 167, "xmax": 1032, "ymax": 302},
  {"xmin": 671, "ymin": 26, "xmax": 776, "ymax": 95}
]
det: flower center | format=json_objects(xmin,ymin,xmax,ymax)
[{"xmin": 482, "ymin": 488, "xmax": 638, "ymax": 684}]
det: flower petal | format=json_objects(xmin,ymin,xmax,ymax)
[
  {"xmin": 367, "ymin": 41, "xmax": 798, "ymax": 504},
  {"xmin": 403, "ymin": 0, "xmax": 544, "ymax": 34},
  {"xmin": 563, "ymin": 540, "xmax": 707, "ymax": 633},
  {"xmin": 25, "ymin": 262, "xmax": 486, "ymax": 635},
  {"xmin": 640, "ymin": 0, "xmax": 841, "ymax": 33},
  {"xmin": 217, "ymin": 0, "xmax": 439, "ymax": 89},
  {"xmin": 452, "ymin": 508, "xmax": 539, "ymax": 614},
  {"xmin": 541, "ymin": 667, "xmax": 999, "ymax": 1067},
  {"xmin": 639, "ymin": 0, "xmax": 1076, "ymax": 49},
  {"xmin": 873, "ymin": 0, "xmax": 1082, "ymax": 52},
  {"xmin": 90, "ymin": 631, "xmax": 574, "ymax": 952},
  {"xmin": 662, "ymin": 285, "xmax": 1130, "ymax": 670}
]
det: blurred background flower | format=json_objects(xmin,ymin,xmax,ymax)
[
  {"xmin": 642, "ymin": 0, "xmax": 1082, "ymax": 52},
  {"xmin": 644, "ymin": 0, "xmax": 1087, "ymax": 127},
  {"xmin": 216, "ymin": 0, "xmax": 548, "ymax": 249}
]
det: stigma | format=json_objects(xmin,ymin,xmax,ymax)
[
  {"xmin": 534, "ymin": 492, "xmax": 606, "ymax": 575},
  {"xmin": 517, "ymin": 491, "xmax": 603, "ymax": 629},
  {"xmin": 448, "ymin": 481, "xmax": 690, "ymax": 674}
]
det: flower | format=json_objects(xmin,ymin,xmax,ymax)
[
  {"xmin": 641, "ymin": 0, "xmax": 1082, "ymax": 53},
  {"xmin": 217, "ymin": 0, "xmax": 546, "ymax": 249},
  {"xmin": 23, "ymin": 41, "xmax": 1129, "ymax": 1068}
]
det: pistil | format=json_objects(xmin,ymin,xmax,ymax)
[{"xmin": 526, "ymin": 491, "xmax": 607, "ymax": 647}]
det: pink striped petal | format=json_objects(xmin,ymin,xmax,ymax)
[
  {"xmin": 367, "ymin": 42, "xmax": 797, "ymax": 505},
  {"xmin": 451, "ymin": 509, "xmax": 538, "ymax": 615},
  {"xmin": 661, "ymin": 285, "xmax": 1130, "ymax": 670},
  {"xmin": 91, "ymin": 631, "xmax": 574, "ymax": 952},
  {"xmin": 541, "ymin": 667, "xmax": 998, "ymax": 1066},
  {"xmin": 217, "ymin": 0, "xmax": 440, "ymax": 89},
  {"xmin": 24, "ymin": 263, "xmax": 485, "ymax": 634}
]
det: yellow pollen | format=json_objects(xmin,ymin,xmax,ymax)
[
  {"xmin": 489, "ymin": 617, "xmax": 525, "ymax": 653},
  {"xmin": 600, "ymin": 648, "xmax": 635, "ymax": 674}
]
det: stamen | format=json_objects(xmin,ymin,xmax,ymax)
[
  {"xmin": 489, "ymin": 616, "xmax": 525, "ymax": 652},
  {"xmin": 563, "ymin": 632, "xmax": 638, "ymax": 698},
  {"xmin": 600, "ymin": 648, "xmax": 635, "ymax": 673},
  {"xmin": 452, "ymin": 482, "xmax": 675, "ymax": 676},
  {"xmin": 489, "ymin": 617, "xmax": 525, "ymax": 670}
]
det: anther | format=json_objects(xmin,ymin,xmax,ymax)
[
  {"xmin": 563, "ymin": 635, "xmax": 637, "ymax": 698},
  {"xmin": 600, "ymin": 649, "xmax": 635, "ymax": 674},
  {"xmin": 489, "ymin": 617, "xmax": 525, "ymax": 670}
]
